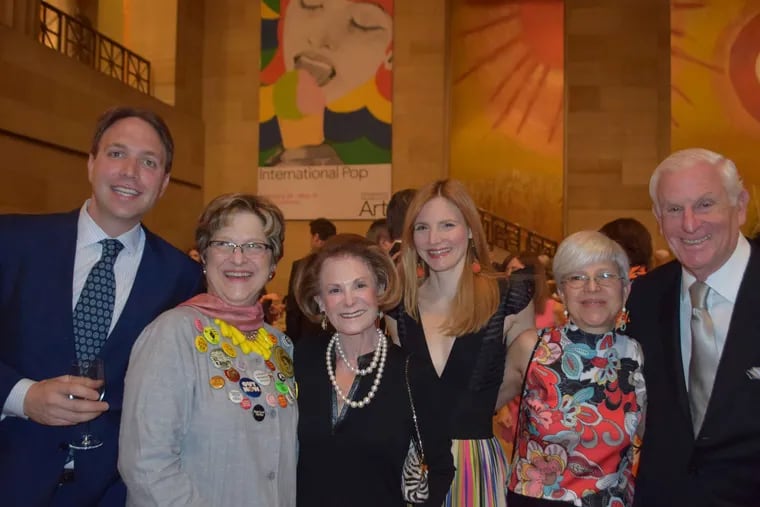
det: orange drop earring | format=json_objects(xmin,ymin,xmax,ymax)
[
  {"xmin": 470, "ymin": 239, "xmax": 481, "ymax": 273},
  {"xmin": 615, "ymin": 306, "xmax": 630, "ymax": 332}
]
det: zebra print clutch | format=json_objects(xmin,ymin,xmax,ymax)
[{"xmin": 402, "ymin": 356, "xmax": 430, "ymax": 503}]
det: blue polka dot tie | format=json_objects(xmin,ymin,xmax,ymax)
[{"xmin": 73, "ymin": 239, "xmax": 124, "ymax": 360}]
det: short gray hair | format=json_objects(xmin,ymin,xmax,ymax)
[
  {"xmin": 649, "ymin": 148, "xmax": 744, "ymax": 215},
  {"xmin": 553, "ymin": 230, "xmax": 630, "ymax": 285}
]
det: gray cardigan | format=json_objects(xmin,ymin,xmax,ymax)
[{"xmin": 119, "ymin": 306, "xmax": 298, "ymax": 507}]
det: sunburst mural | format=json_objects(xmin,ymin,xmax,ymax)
[
  {"xmin": 671, "ymin": 0, "xmax": 760, "ymax": 236},
  {"xmin": 449, "ymin": 0, "xmax": 564, "ymax": 240}
]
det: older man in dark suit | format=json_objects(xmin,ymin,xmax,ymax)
[
  {"xmin": 628, "ymin": 148, "xmax": 760, "ymax": 507},
  {"xmin": 0, "ymin": 106, "xmax": 203, "ymax": 507}
]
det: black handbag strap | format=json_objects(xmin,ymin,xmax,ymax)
[{"xmin": 404, "ymin": 355, "xmax": 425, "ymax": 461}]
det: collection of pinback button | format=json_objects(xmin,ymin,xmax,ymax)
[{"xmin": 193, "ymin": 319, "xmax": 297, "ymax": 421}]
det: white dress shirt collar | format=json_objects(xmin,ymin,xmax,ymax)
[
  {"xmin": 681, "ymin": 234, "xmax": 751, "ymax": 304},
  {"xmin": 77, "ymin": 199, "xmax": 143, "ymax": 254}
]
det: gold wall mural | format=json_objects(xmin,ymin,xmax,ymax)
[
  {"xmin": 672, "ymin": 0, "xmax": 760, "ymax": 236},
  {"xmin": 449, "ymin": 0, "xmax": 564, "ymax": 240}
]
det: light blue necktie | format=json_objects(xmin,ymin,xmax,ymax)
[{"xmin": 73, "ymin": 239, "xmax": 124, "ymax": 360}]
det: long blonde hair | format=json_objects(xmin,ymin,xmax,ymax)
[{"xmin": 399, "ymin": 179, "xmax": 500, "ymax": 336}]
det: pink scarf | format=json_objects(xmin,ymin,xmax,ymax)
[{"xmin": 180, "ymin": 293, "xmax": 264, "ymax": 331}]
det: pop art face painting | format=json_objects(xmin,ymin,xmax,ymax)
[
  {"xmin": 258, "ymin": 0, "xmax": 394, "ymax": 220},
  {"xmin": 282, "ymin": 0, "xmax": 393, "ymax": 104},
  {"xmin": 259, "ymin": 0, "xmax": 393, "ymax": 167}
]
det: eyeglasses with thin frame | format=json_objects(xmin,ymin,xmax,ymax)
[
  {"xmin": 562, "ymin": 272, "xmax": 624, "ymax": 289},
  {"xmin": 208, "ymin": 240, "xmax": 272, "ymax": 257}
]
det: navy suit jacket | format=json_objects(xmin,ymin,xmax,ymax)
[
  {"xmin": 0, "ymin": 210, "xmax": 203, "ymax": 507},
  {"xmin": 628, "ymin": 242, "xmax": 760, "ymax": 507}
]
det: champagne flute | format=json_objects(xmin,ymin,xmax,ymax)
[{"xmin": 69, "ymin": 357, "xmax": 105, "ymax": 450}]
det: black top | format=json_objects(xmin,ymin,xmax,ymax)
[
  {"xmin": 295, "ymin": 333, "xmax": 455, "ymax": 507},
  {"xmin": 396, "ymin": 275, "xmax": 533, "ymax": 439}
]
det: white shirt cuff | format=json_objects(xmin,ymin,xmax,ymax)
[{"xmin": 2, "ymin": 378, "xmax": 35, "ymax": 419}]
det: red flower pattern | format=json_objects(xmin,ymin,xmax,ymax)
[{"xmin": 509, "ymin": 325, "xmax": 646, "ymax": 507}]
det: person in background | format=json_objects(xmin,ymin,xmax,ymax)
[
  {"xmin": 119, "ymin": 193, "xmax": 297, "ymax": 506},
  {"xmin": 285, "ymin": 217, "xmax": 336, "ymax": 342},
  {"xmin": 628, "ymin": 148, "xmax": 760, "ymax": 507},
  {"xmin": 0, "ymin": 106, "xmax": 203, "ymax": 507},
  {"xmin": 494, "ymin": 252, "xmax": 560, "ymax": 454},
  {"xmin": 505, "ymin": 253, "xmax": 558, "ymax": 329},
  {"xmin": 504, "ymin": 231, "xmax": 646, "ymax": 507},
  {"xmin": 187, "ymin": 247, "xmax": 202, "ymax": 263},
  {"xmin": 386, "ymin": 188, "xmax": 417, "ymax": 260},
  {"xmin": 653, "ymin": 249, "xmax": 672, "ymax": 267},
  {"xmin": 366, "ymin": 218, "xmax": 393, "ymax": 253},
  {"xmin": 389, "ymin": 179, "xmax": 535, "ymax": 506},
  {"xmin": 294, "ymin": 234, "xmax": 454, "ymax": 506},
  {"xmin": 260, "ymin": 291, "xmax": 286, "ymax": 328},
  {"xmin": 599, "ymin": 217, "xmax": 653, "ymax": 280}
]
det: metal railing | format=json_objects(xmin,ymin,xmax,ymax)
[
  {"xmin": 38, "ymin": 1, "xmax": 151, "ymax": 94},
  {"xmin": 479, "ymin": 208, "xmax": 558, "ymax": 258}
]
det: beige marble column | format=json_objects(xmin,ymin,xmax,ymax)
[{"xmin": 564, "ymin": 0, "xmax": 670, "ymax": 246}]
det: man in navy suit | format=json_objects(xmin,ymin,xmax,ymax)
[
  {"xmin": 628, "ymin": 148, "xmax": 760, "ymax": 507},
  {"xmin": 0, "ymin": 106, "xmax": 203, "ymax": 506}
]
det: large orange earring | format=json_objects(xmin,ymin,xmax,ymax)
[
  {"xmin": 615, "ymin": 306, "xmax": 629, "ymax": 332},
  {"xmin": 416, "ymin": 262, "xmax": 425, "ymax": 279},
  {"xmin": 470, "ymin": 239, "xmax": 481, "ymax": 274}
]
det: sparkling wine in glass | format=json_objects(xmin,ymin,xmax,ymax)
[{"xmin": 69, "ymin": 358, "xmax": 105, "ymax": 450}]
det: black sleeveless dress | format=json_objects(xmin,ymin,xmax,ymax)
[{"xmin": 395, "ymin": 275, "xmax": 533, "ymax": 506}]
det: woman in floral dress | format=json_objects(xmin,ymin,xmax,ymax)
[{"xmin": 502, "ymin": 231, "xmax": 647, "ymax": 507}]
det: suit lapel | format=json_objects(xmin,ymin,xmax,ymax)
[
  {"xmin": 54, "ymin": 211, "xmax": 79, "ymax": 354},
  {"xmin": 703, "ymin": 245, "xmax": 760, "ymax": 429},
  {"xmin": 659, "ymin": 270, "xmax": 693, "ymax": 429}
]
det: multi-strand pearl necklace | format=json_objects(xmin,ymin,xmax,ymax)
[
  {"xmin": 326, "ymin": 328, "xmax": 387, "ymax": 409},
  {"xmin": 334, "ymin": 327, "xmax": 384, "ymax": 375}
]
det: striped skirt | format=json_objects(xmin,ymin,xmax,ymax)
[{"xmin": 443, "ymin": 437, "xmax": 509, "ymax": 507}]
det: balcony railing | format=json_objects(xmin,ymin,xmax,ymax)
[
  {"xmin": 479, "ymin": 208, "xmax": 558, "ymax": 258},
  {"xmin": 38, "ymin": 1, "xmax": 151, "ymax": 94}
]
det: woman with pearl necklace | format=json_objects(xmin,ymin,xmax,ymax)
[{"xmin": 292, "ymin": 234, "xmax": 454, "ymax": 506}]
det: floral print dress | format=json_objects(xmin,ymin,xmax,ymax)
[{"xmin": 508, "ymin": 324, "xmax": 646, "ymax": 507}]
